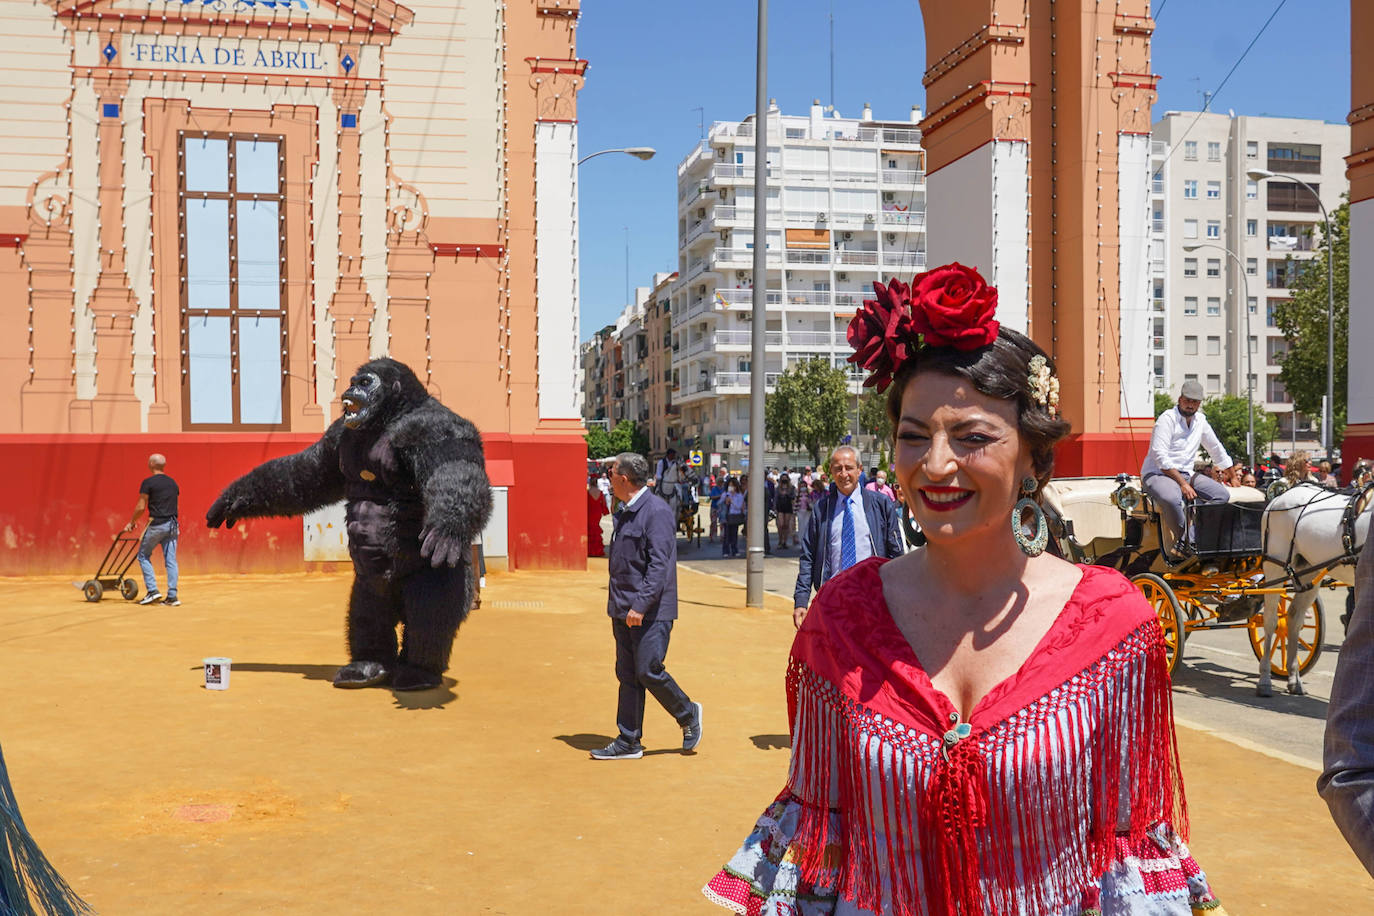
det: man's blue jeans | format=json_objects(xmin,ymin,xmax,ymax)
[{"xmin": 138, "ymin": 518, "xmax": 178, "ymax": 598}]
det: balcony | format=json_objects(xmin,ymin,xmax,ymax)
[
  {"xmin": 880, "ymin": 169, "xmax": 924, "ymax": 185},
  {"xmin": 834, "ymin": 249, "xmax": 879, "ymax": 266},
  {"xmin": 713, "ymin": 163, "xmax": 780, "ymax": 183},
  {"xmin": 785, "ymin": 249, "xmax": 830, "ymax": 267},
  {"xmin": 714, "ymin": 371, "xmax": 783, "ymax": 392},
  {"xmin": 881, "ymin": 210, "xmax": 925, "ymax": 228},
  {"xmin": 1267, "ymin": 235, "xmax": 1316, "ymax": 252},
  {"xmin": 716, "ymin": 329, "xmax": 784, "ymax": 348},
  {"xmin": 882, "ymin": 251, "xmax": 927, "ymax": 270},
  {"xmin": 831, "ymin": 170, "xmax": 878, "ymax": 185},
  {"xmin": 677, "ymin": 140, "xmax": 712, "ymax": 178}
]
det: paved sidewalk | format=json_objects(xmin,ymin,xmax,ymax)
[{"xmin": 0, "ymin": 563, "xmax": 1367, "ymax": 914}]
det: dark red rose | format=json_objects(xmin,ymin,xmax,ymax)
[
  {"xmin": 909, "ymin": 262, "xmax": 1000, "ymax": 350},
  {"xmin": 846, "ymin": 277, "xmax": 916, "ymax": 392}
]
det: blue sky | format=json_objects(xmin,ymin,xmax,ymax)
[{"xmin": 575, "ymin": 0, "xmax": 1350, "ymax": 338}]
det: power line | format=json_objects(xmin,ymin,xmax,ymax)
[{"xmin": 1151, "ymin": 0, "xmax": 1290, "ymax": 180}]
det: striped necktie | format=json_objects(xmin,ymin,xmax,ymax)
[{"xmin": 840, "ymin": 496, "xmax": 857, "ymax": 571}]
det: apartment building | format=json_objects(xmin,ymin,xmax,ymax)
[
  {"xmin": 666, "ymin": 101, "xmax": 926, "ymax": 465},
  {"xmin": 1151, "ymin": 111, "xmax": 1348, "ymax": 453}
]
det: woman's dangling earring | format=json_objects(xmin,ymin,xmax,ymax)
[{"xmin": 1012, "ymin": 475, "xmax": 1047, "ymax": 557}]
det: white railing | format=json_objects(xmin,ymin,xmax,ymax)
[
  {"xmin": 881, "ymin": 211, "xmax": 924, "ymax": 227},
  {"xmin": 715, "ymin": 330, "xmax": 785, "ymax": 347},
  {"xmin": 716, "ymin": 288, "xmax": 779, "ymax": 305},
  {"xmin": 713, "ymin": 371, "xmax": 783, "ymax": 391},
  {"xmin": 787, "ymin": 330, "xmax": 847, "ymax": 347},
  {"xmin": 831, "ymin": 170, "xmax": 878, "ymax": 184},
  {"xmin": 834, "ymin": 291, "xmax": 865, "ymax": 309},
  {"xmin": 881, "ymin": 169, "xmax": 924, "ymax": 184},
  {"xmin": 780, "ymin": 290, "xmax": 831, "ymax": 306},
  {"xmin": 1150, "ymin": 258, "xmax": 1165, "ymax": 274},
  {"xmin": 713, "ymin": 163, "xmax": 780, "ymax": 182},
  {"xmin": 836, "ymin": 249, "xmax": 879, "ymax": 266},
  {"xmin": 685, "ymin": 219, "xmax": 711, "ymax": 245},
  {"xmin": 882, "ymin": 252, "xmax": 926, "ymax": 269},
  {"xmin": 686, "ymin": 258, "xmax": 709, "ymax": 280},
  {"xmin": 713, "ymin": 247, "xmax": 761, "ymax": 267},
  {"xmin": 682, "ymin": 297, "xmax": 714, "ymax": 321},
  {"xmin": 785, "ymin": 249, "xmax": 831, "ymax": 266},
  {"xmin": 677, "ymin": 140, "xmax": 711, "ymax": 178},
  {"xmin": 1151, "ymin": 219, "xmax": 1165, "ymax": 232}
]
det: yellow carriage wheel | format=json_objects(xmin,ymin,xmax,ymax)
[
  {"xmin": 1247, "ymin": 593, "xmax": 1326, "ymax": 677},
  {"xmin": 1132, "ymin": 572, "xmax": 1185, "ymax": 676}
]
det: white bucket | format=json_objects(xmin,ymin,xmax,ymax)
[{"xmin": 203, "ymin": 657, "xmax": 231, "ymax": 690}]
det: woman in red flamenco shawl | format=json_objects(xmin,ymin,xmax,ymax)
[
  {"xmin": 586, "ymin": 477, "xmax": 610, "ymax": 558},
  {"xmin": 703, "ymin": 264, "xmax": 1228, "ymax": 916}
]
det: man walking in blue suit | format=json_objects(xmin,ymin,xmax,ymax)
[
  {"xmin": 792, "ymin": 445, "xmax": 904, "ymax": 629},
  {"xmin": 591, "ymin": 452, "xmax": 703, "ymax": 760}
]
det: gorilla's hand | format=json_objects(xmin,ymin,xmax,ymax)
[
  {"xmin": 206, "ymin": 493, "xmax": 250, "ymax": 529},
  {"xmin": 420, "ymin": 527, "xmax": 466, "ymax": 568}
]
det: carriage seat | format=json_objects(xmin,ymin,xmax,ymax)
[
  {"xmin": 1040, "ymin": 477, "xmax": 1130, "ymax": 546},
  {"xmin": 1225, "ymin": 485, "xmax": 1266, "ymax": 503}
]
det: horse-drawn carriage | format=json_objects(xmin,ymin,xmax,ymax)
[{"xmin": 1043, "ymin": 474, "xmax": 1371, "ymax": 695}]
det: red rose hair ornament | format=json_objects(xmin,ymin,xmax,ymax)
[
  {"xmin": 845, "ymin": 262, "xmax": 1001, "ymax": 391},
  {"xmin": 846, "ymin": 277, "xmax": 916, "ymax": 392},
  {"xmin": 909, "ymin": 262, "xmax": 1000, "ymax": 350}
]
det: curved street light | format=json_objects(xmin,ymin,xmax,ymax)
[
  {"xmin": 577, "ymin": 147, "xmax": 656, "ymax": 166},
  {"xmin": 1184, "ymin": 242, "xmax": 1255, "ymax": 468},
  {"xmin": 1247, "ymin": 166, "xmax": 1335, "ymax": 458}
]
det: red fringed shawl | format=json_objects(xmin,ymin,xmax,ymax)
[{"xmin": 783, "ymin": 559, "xmax": 1186, "ymax": 916}]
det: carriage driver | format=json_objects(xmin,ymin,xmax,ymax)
[{"xmin": 1141, "ymin": 379, "xmax": 1237, "ymax": 557}]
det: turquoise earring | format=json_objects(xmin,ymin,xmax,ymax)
[{"xmin": 1012, "ymin": 476, "xmax": 1047, "ymax": 557}]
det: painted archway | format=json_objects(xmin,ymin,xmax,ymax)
[{"xmin": 915, "ymin": 0, "xmax": 1159, "ymax": 474}]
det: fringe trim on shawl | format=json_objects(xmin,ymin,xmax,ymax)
[
  {"xmin": 783, "ymin": 619, "xmax": 1186, "ymax": 916},
  {"xmin": 0, "ymin": 745, "xmax": 93, "ymax": 916}
]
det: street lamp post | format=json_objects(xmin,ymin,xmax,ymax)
[
  {"xmin": 1247, "ymin": 167, "xmax": 1334, "ymax": 458},
  {"xmin": 577, "ymin": 147, "xmax": 656, "ymax": 166},
  {"xmin": 1184, "ymin": 242, "xmax": 1255, "ymax": 468}
]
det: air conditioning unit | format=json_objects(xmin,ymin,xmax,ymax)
[
  {"xmin": 719, "ymin": 189, "xmax": 728, "ymax": 199},
  {"xmin": 817, "ymin": 212, "xmax": 828, "ymax": 221},
  {"xmin": 837, "ymin": 272, "xmax": 849, "ymax": 281},
  {"xmin": 841, "ymin": 231, "xmax": 853, "ymax": 241},
  {"xmin": 699, "ymin": 179, "xmax": 710, "ymax": 192},
  {"xmin": 697, "ymin": 208, "xmax": 706, "ymax": 219},
  {"xmin": 720, "ymin": 438, "xmax": 736, "ymax": 450},
  {"xmin": 740, "ymin": 312, "xmax": 752, "ymax": 321},
  {"xmin": 886, "ymin": 233, "xmax": 896, "ymax": 244},
  {"xmin": 697, "ymin": 285, "xmax": 707, "ymax": 295},
  {"xmin": 784, "ymin": 270, "xmax": 792, "ymax": 280},
  {"xmin": 735, "ymin": 271, "xmax": 747, "ymax": 280},
  {"xmin": 864, "ymin": 213, "xmax": 876, "ymax": 221}
]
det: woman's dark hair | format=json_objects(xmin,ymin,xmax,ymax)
[{"xmin": 884, "ymin": 326, "xmax": 1072, "ymax": 493}]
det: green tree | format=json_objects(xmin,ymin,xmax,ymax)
[
  {"xmin": 1200, "ymin": 395, "xmax": 1279, "ymax": 468},
  {"xmin": 584, "ymin": 420, "xmax": 647, "ymax": 460},
  {"xmin": 1273, "ymin": 199, "xmax": 1348, "ymax": 445},
  {"xmin": 765, "ymin": 358, "xmax": 850, "ymax": 466},
  {"xmin": 859, "ymin": 387, "xmax": 893, "ymax": 443},
  {"xmin": 1154, "ymin": 391, "xmax": 1174, "ymax": 418}
]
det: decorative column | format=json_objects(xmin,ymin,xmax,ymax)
[
  {"xmin": 529, "ymin": 57, "xmax": 586, "ymax": 434},
  {"xmin": 328, "ymin": 81, "xmax": 375, "ymax": 416},
  {"xmin": 1343, "ymin": 0, "xmax": 1374, "ymax": 473},
  {"xmin": 917, "ymin": 0, "xmax": 1155, "ymax": 474},
  {"xmin": 20, "ymin": 169, "xmax": 78, "ymax": 432},
  {"xmin": 85, "ymin": 73, "xmax": 142, "ymax": 429}
]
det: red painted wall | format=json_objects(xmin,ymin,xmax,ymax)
[
  {"xmin": 1055, "ymin": 431, "xmax": 1154, "ymax": 478},
  {"xmin": 0, "ymin": 431, "xmax": 587, "ymax": 577}
]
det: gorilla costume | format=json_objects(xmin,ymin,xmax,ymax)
[{"xmin": 207, "ymin": 358, "xmax": 492, "ymax": 691}]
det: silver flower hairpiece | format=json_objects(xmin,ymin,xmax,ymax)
[{"xmin": 1028, "ymin": 355, "xmax": 1060, "ymax": 417}]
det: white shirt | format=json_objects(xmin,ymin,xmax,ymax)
[
  {"xmin": 828, "ymin": 487, "xmax": 874, "ymax": 574},
  {"xmin": 1142, "ymin": 406, "xmax": 1233, "ymax": 477}
]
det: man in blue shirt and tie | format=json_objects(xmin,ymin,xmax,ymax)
[{"xmin": 792, "ymin": 445, "xmax": 903, "ymax": 628}]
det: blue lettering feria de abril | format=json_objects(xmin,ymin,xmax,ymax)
[{"xmin": 131, "ymin": 42, "xmax": 327, "ymax": 71}]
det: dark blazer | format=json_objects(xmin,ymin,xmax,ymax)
[
  {"xmin": 607, "ymin": 489, "xmax": 678, "ymax": 622},
  {"xmin": 792, "ymin": 485, "xmax": 903, "ymax": 608},
  {"xmin": 1319, "ymin": 511, "xmax": 1374, "ymax": 876}
]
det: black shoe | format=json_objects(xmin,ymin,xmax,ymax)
[
  {"xmin": 589, "ymin": 739, "xmax": 643, "ymax": 760},
  {"xmin": 138, "ymin": 592, "xmax": 162, "ymax": 605},
  {"xmin": 682, "ymin": 702, "xmax": 703, "ymax": 753},
  {"xmin": 163, "ymin": 597, "xmax": 181, "ymax": 607},
  {"xmin": 332, "ymin": 660, "xmax": 393, "ymax": 688}
]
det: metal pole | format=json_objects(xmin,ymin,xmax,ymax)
[
  {"xmin": 1326, "ymin": 211, "xmax": 1335, "ymax": 461},
  {"xmin": 1240, "ymin": 256, "xmax": 1254, "ymax": 469},
  {"xmin": 746, "ymin": 0, "xmax": 767, "ymax": 608}
]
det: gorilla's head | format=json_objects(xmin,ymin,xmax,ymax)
[{"xmin": 340, "ymin": 358, "xmax": 430, "ymax": 430}]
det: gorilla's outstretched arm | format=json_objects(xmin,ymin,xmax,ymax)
[
  {"xmin": 206, "ymin": 421, "xmax": 348, "ymax": 528},
  {"xmin": 395, "ymin": 407, "xmax": 493, "ymax": 567}
]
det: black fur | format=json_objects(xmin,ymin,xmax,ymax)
[{"xmin": 207, "ymin": 358, "xmax": 493, "ymax": 688}]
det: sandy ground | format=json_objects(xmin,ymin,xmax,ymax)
[{"xmin": 0, "ymin": 563, "xmax": 1369, "ymax": 914}]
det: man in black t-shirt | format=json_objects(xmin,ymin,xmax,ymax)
[{"xmin": 125, "ymin": 453, "xmax": 180, "ymax": 606}]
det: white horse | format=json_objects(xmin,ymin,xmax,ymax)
[
  {"xmin": 654, "ymin": 459, "xmax": 696, "ymax": 532},
  {"xmin": 1258, "ymin": 482, "xmax": 1372, "ymax": 697}
]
